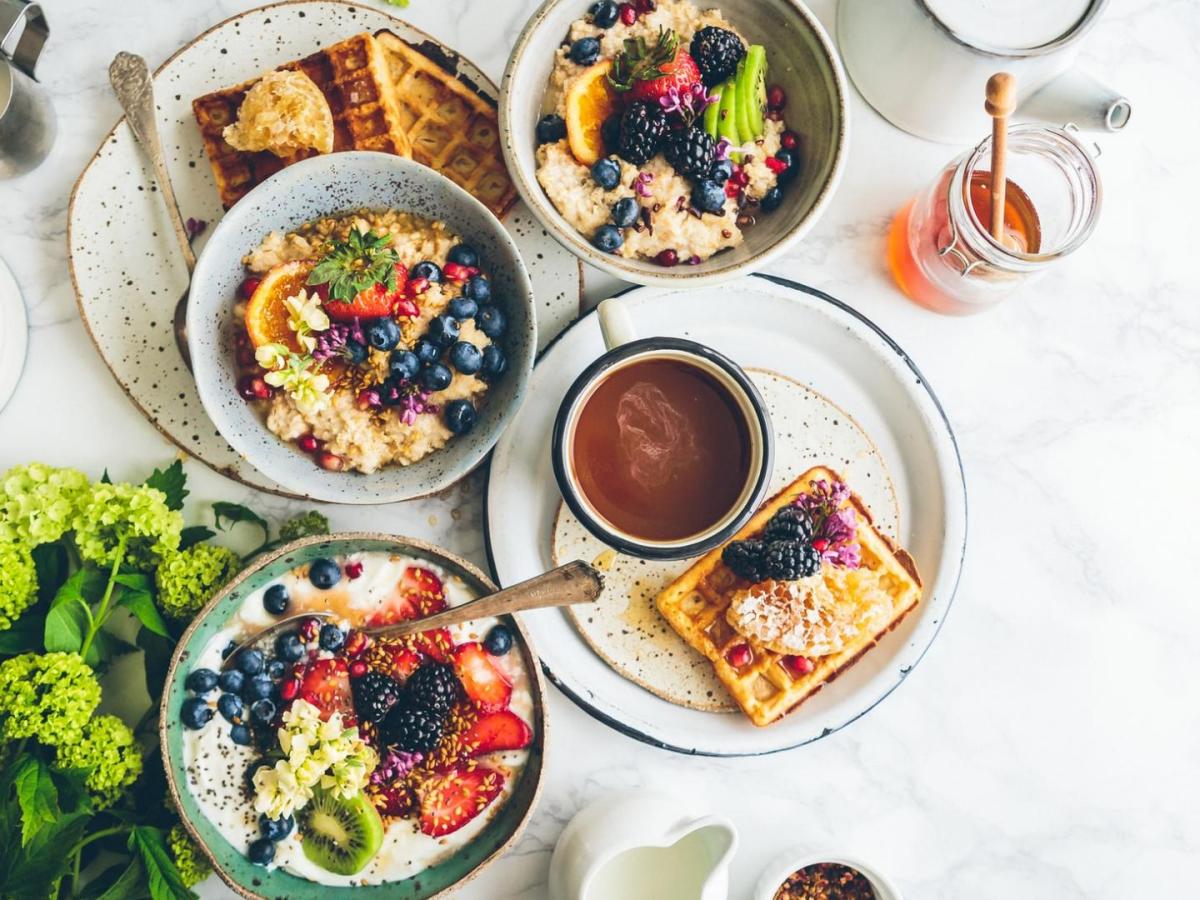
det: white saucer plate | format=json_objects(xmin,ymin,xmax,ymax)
[{"xmin": 485, "ymin": 275, "xmax": 967, "ymax": 756}]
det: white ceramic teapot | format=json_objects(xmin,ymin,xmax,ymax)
[
  {"xmin": 837, "ymin": 0, "xmax": 1130, "ymax": 144},
  {"xmin": 548, "ymin": 790, "xmax": 738, "ymax": 900}
]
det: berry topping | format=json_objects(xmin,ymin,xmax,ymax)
[
  {"xmin": 610, "ymin": 29, "xmax": 700, "ymax": 104},
  {"xmin": 783, "ymin": 655, "xmax": 814, "ymax": 676},
  {"xmin": 692, "ymin": 179, "xmax": 727, "ymax": 214},
  {"xmin": 352, "ymin": 671, "xmax": 404, "ymax": 723},
  {"xmin": 593, "ymin": 224, "xmax": 625, "ymax": 253},
  {"xmin": 230, "ymin": 723, "xmax": 252, "ymax": 746},
  {"xmin": 279, "ymin": 677, "xmax": 301, "ymax": 702},
  {"xmin": 615, "ymin": 100, "xmax": 668, "ymax": 165},
  {"xmin": 185, "ymin": 668, "xmax": 219, "ymax": 694},
  {"xmin": 725, "ymin": 643, "xmax": 752, "ymax": 668},
  {"xmin": 448, "ymin": 296, "xmax": 478, "ymax": 320},
  {"xmin": 763, "ymin": 506, "xmax": 815, "ymax": 543},
  {"xmin": 260, "ymin": 813, "xmax": 295, "ymax": 842},
  {"xmin": 464, "ymin": 275, "xmax": 492, "ymax": 304},
  {"xmin": 767, "ymin": 84, "xmax": 786, "ymax": 111},
  {"xmin": 761, "ymin": 185, "xmax": 784, "ymax": 213},
  {"xmin": 448, "ymin": 341, "xmax": 483, "ymax": 376},
  {"xmin": 218, "ymin": 669, "xmax": 245, "ymax": 694},
  {"xmin": 476, "ymin": 305, "xmax": 507, "ymax": 339},
  {"xmin": 344, "ymin": 630, "xmax": 371, "ymax": 658},
  {"xmin": 611, "ymin": 196, "xmax": 640, "ymax": 227},
  {"xmin": 462, "ymin": 709, "xmax": 532, "ymax": 757},
  {"xmin": 247, "ymin": 837, "xmax": 275, "ymax": 866},
  {"xmin": 298, "ymin": 657, "xmax": 354, "ymax": 721},
  {"xmin": 242, "ymin": 674, "xmax": 273, "ymax": 702},
  {"xmin": 324, "ymin": 279, "xmax": 396, "ymax": 322},
  {"xmin": 447, "ymin": 244, "xmax": 480, "ymax": 268},
  {"xmin": 411, "ymin": 260, "xmax": 442, "ymax": 283},
  {"xmin": 453, "ymin": 642, "xmax": 512, "ymax": 712},
  {"xmin": 536, "ymin": 113, "xmax": 568, "ymax": 145},
  {"xmin": 237, "ymin": 375, "xmax": 273, "ymax": 401},
  {"xmin": 389, "ymin": 349, "xmax": 421, "ymax": 382},
  {"xmin": 591, "ymin": 157, "xmax": 621, "ymax": 190},
  {"xmin": 319, "ymin": 623, "xmax": 346, "ymax": 651},
  {"xmin": 444, "ymin": 399, "xmax": 477, "ymax": 435},
  {"xmin": 181, "ymin": 697, "xmax": 213, "ymax": 730},
  {"xmin": 480, "ymin": 345, "xmax": 507, "ymax": 382},
  {"xmin": 690, "ymin": 26, "xmax": 746, "ymax": 87},
  {"xmin": 349, "ymin": 660, "xmax": 368, "ymax": 679},
  {"xmin": 763, "ymin": 539, "xmax": 822, "ymax": 580},
  {"xmin": 420, "ymin": 361, "xmax": 453, "ymax": 392},
  {"xmin": 316, "ymin": 451, "xmax": 345, "ymax": 472},
  {"xmin": 483, "ymin": 624, "xmax": 514, "ymax": 656},
  {"xmin": 236, "ymin": 648, "xmax": 265, "ymax": 676},
  {"xmin": 663, "ymin": 125, "xmax": 717, "ymax": 181},
  {"xmin": 417, "ymin": 765, "xmax": 505, "ymax": 837},
  {"xmin": 590, "ymin": 0, "xmax": 619, "ymax": 28},
  {"xmin": 781, "ymin": 129, "xmax": 799, "ymax": 150},
  {"xmin": 345, "ymin": 560, "xmax": 364, "ymax": 580},
  {"xmin": 381, "ymin": 702, "xmax": 445, "ymax": 754},
  {"xmin": 296, "ymin": 433, "xmax": 320, "ymax": 454},
  {"xmin": 364, "ymin": 317, "xmax": 401, "ymax": 352},
  {"xmin": 569, "ymin": 36, "xmax": 602, "ymax": 66},
  {"xmin": 427, "ymin": 314, "xmax": 460, "ymax": 348},
  {"xmin": 239, "ymin": 276, "xmax": 262, "ymax": 300},
  {"xmin": 775, "ymin": 148, "xmax": 799, "ymax": 180},
  {"xmin": 406, "ymin": 662, "xmax": 460, "ymax": 716},
  {"xmin": 618, "ymin": 2, "xmax": 637, "ymax": 25},
  {"xmin": 309, "ymin": 558, "xmax": 341, "ymax": 590},
  {"xmin": 250, "ymin": 698, "xmax": 276, "ymax": 724},
  {"xmin": 722, "ymin": 539, "xmax": 767, "ymax": 581},
  {"xmin": 217, "ymin": 693, "xmax": 244, "ymax": 723}
]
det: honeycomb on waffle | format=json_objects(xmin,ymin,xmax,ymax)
[
  {"xmin": 192, "ymin": 33, "xmax": 412, "ymax": 208},
  {"xmin": 655, "ymin": 467, "xmax": 922, "ymax": 727},
  {"xmin": 375, "ymin": 30, "xmax": 517, "ymax": 218}
]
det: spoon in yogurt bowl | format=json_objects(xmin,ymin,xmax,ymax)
[{"xmin": 220, "ymin": 559, "xmax": 604, "ymax": 671}]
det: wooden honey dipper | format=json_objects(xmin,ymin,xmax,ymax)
[{"xmin": 985, "ymin": 72, "xmax": 1016, "ymax": 244}]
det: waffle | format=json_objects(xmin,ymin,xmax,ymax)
[
  {"xmin": 655, "ymin": 467, "xmax": 922, "ymax": 727},
  {"xmin": 192, "ymin": 33, "xmax": 412, "ymax": 208},
  {"xmin": 375, "ymin": 30, "xmax": 517, "ymax": 217}
]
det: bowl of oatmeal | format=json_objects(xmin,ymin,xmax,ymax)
[
  {"xmin": 500, "ymin": 0, "xmax": 847, "ymax": 286},
  {"xmin": 187, "ymin": 152, "xmax": 536, "ymax": 503}
]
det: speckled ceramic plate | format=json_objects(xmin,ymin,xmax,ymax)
[
  {"xmin": 161, "ymin": 533, "xmax": 547, "ymax": 900},
  {"xmin": 552, "ymin": 367, "xmax": 899, "ymax": 712},
  {"xmin": 485, "ymin": 276, "xmax": 967, "ymax": 756},
  {"xmin": 67, "ymin": 0, "xmax": 582, "ymax": 498}
]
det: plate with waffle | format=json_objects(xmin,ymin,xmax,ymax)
[
  {"xmin": 68, "ymin": 0, "xmax": 582, "ymax": 498},
  {"xmin": 485, "ymin": 276, "xmax": 967, "ymax": 755}
]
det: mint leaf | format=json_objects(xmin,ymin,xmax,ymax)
[
  {"xmin": 179, "ymin": 525, "xmax": 215, "ymax": 549},
  {"xmin": 144, "ymin": 460, "xmax": 188, "ymax": 511},
  {"xmin": 129, "ymin": 826, "xmax": 196, "ymax": 900},
  {"xmin": 14, "ymin": 756, "xmax": 58, "ymax": 847}
]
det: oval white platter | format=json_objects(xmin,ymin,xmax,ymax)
[
  {"xmin": 67, "ymin": 0, "xmax": 581, "ymax": 498},
  {"xmin": 485, "ymin": 275, "xmax": 967, "ymax": 756}
]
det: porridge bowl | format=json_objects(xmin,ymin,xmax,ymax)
[
  {"xmin": 187, "ymin": 152, "xmax": 536, "ymax": 503},
  {"xmin": 500, "ymin": 0, "xmax": 848, "ymax": 286}
]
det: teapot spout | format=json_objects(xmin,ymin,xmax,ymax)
[{"xmin": 1018, "ymin": 68, "xmax": 1131, "ymax": 132}]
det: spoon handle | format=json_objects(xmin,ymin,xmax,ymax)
[
  {"xmin": 361, "ymin": 560, "xmax": 604, "ymax": 639},
  {"xmin": 109, "ymin": 51, "xmax": 196, "ymax": 273}
]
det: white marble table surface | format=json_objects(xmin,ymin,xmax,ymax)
[{"xmin": 2, "ymin": 0, "xmax": 1197, "ymax": 896}]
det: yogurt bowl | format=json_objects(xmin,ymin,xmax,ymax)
[
  {"xmin": 160, "ymin": 533, "xmax": 546, "ymax": 899},
  {"xmin": 754, "ymin": 848, "xmax": 904, "ymax": 900}
]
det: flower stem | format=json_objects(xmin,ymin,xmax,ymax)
[{"xmin": 79, "ymin": 536, "xmax": 127, "ymax": 660}]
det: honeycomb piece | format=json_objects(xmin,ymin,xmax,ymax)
[{"xmin": 223, "ymin": 70, "xmax": 335, "ymax": 157}]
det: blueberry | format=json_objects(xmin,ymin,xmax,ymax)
[
  {"xmin": 775, "ymin": 148, "xmax": 799, "ymax": 180},
  {"xmin": 309, "ymin": 558, "xmax": 341, "ymax": 590},
  {"xmin": 463, "ymin": 275, "xmax": 492, "ymax": 304},
  {"xmin": 250, "ymin": 698, "xmax": 277, "ymax": 724},
  {"xmin": 263, "ymin": 584, "xmax": 289, "ymax": 615},
  {"xmin": 344, "ymin": 339, "xmax": 368, "ymax": 364},
  {"xmin": 266, "ymin": 659, "xmax": 286, "ymax": 680},
  {"xmin": 181, "ymin": 697, "xmax": 213, "ymax": 730},
  {"xmin": 421, "ymin": 362, "xmax": 454, "ymax": 392},
  {"xmin": 218, "ymin": 669, "xmax": 245, "ymax": 694},
  {"xmin": 275, "ymin": 632, "xmax": 304, "ymax": 663},
  {"xmin": 236, "ymin": 648, "xmax": 265, "ymax": 676},
  {"xmin": 709, "ymin": 159, "xmax": 734, "ymax": 184},
  {"xmin": 611, "ymin": 197, "xmax": 639, "ymax": 227},
  {"xmin": 447, "ymin": 244, "xmax": 480, "ymax": 268},
  {"xmin": 591, "ymin": 157, "xmax": 621, "ymax": 190},
  {"xmin": 569, "ymin": 37, "xmax": 601, "ymax": 65},
  {"xmin": 760, "ymin": 185, "xmax": 784, "ymax": 213},
  {"xmin": 447, "ymin": 340, "xmax": 483, "ymax": 375},
  {"xmin": 221, "ymin": 640, "xmax": 237, "ymax": 659},
  {"xmin": 411, "ymin": 260, "xmax": 442, "ymax": 283},
  {"xmin": 247, "ymin": 837, "xmax": 275, "ymax": 866},
  {"xmin": 318, "ymin": 623, "xmax": 345, "ymax": 652},
  {"xmin": 601, "ymin": 115, "xmax": 622, "ymax": 152},
  {"xmin": 481, "ymin": 345, "xmax": 508, "ymax": 381},
  {"xmin": 389, "ymin": 350, "xmax": 421, "ymax": 382},
  {"xmin": 444, "ymin": 399, "xmax": 477, "ymax": 435},
  {"xmin": 365, "ymin": 317, "xmax": 400, "ymax": 351},
  {"xmin": 428, "ymin": 314, "xmax": 461, "ymax": 348},
  {"xmin": 535, "ymin": 114, "xmax": 567, "ymax": 145},
  {"xmin": 260, "ymin": 814, "xmax": 295, "ymax": 842},
  {"xmin": 230, "ymin": 723, "xmax": 253, "ymax": 746},
  {"xmin": 217, "ymin": 693, "xmax": 244, "ymax": 723},
  {"xmin": 444, "ymin": 297, "xmax": 476, "ymax": 322},
  {"xmin": 692, "ymin": 180, "xmax": 726, "ymax": 214},
  {"xmin": 185, "ymin": 668, "xmax": 219, "ymax": 695},
  {"xmin": 483, "ymin": 623, "xmax": 514, "ymax": 656},
  {"xmin": 593, "ymin": 224, "xmax": 624, "ymax": 253},
  {"xmin": 414, "ymin": 338, "xmax": 441, "ymax": 364},
  {"xmin": 590, "ymin": 0, "xmax": 619, "ymax": 27},
  {"xmin": 242, "ymin": 673, "xmax": 274, "ymax": 702},
  {"xmin": 378, "ymin": 379, "xmax": 404, "ymax": 407},
  {"xmin": 476, "ymin": 305, "xmax": 507, "ymax": 339}
]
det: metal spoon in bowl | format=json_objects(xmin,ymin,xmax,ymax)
[
  {"xmin": 108, "ymin": 51, "xmax": 195, "ymax": 370},
  {"xmin": 220, "ymin": 560, "xmax": 604, "ymax": 671}
]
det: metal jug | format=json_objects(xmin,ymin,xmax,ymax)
[{"xmin": 0, "ymin": 0, "xmax": 53, "ymax": 178}]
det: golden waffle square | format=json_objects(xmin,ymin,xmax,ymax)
[
  {"xmin": 375, "ymin": 30, "xmax": 517, "ymax": 218},
  {"xmin": 655, "ymin": 467, "xmax": 923, "ymax": 727},
  {"xmin": 192, "ymin": 33, "xmax": 412, "ymax": 209}
]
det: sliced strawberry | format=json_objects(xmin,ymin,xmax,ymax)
[
  {"xmin": 389, "ymin": 647, "xmax": 422, "ymax": 681},
  {"xmin": 411, "ymin": 627, "xmax": 454, "ymax": 663},
  {"xmin": 453, "ymin": 642, "xmax": 512, "ymax": 712},
  {"xmin": 298, "ymin": 657, "xmax": 354, "ymax": 721},
  {"xmin": 629, "ymin": 50, "xmax": 701, "ymax": 103},
  {"xmin": 417, "ymin": 765, "xmax": 505, "ymax": 837},
  {"xmin": 323, "ymin": 263, "xmax": 407, "ymax": 321},
  {"xmin": 372, "ymin": 782, "xmax": 416, "ymax": 818},
  {"xmin": 462, "ymin": 710, "xmax": 532, "ymax": 757},
  {"xmin": 367, "ymin": 566, "xmax": 448, "ymax": 627}
]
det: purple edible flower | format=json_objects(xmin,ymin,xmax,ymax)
[
  {"xmin": 658, "ymin": 83, "xmax": 716, "ymax": 125},
  {"xmin": 634, "ymin": 171, "xmax": 654, "ymax": 198},
  {"xmin": 371, "ymin": 748, "xmax": 423, "ymax": 784},
  {"xmin": 313, "ymin": 321, "xmax": 368, "ymax": 363},
  {"xmin": 714, "ymin": 138, "xmax": 732, "ymax": 161},
  {"xmin": 186, "ymin": 217, "xmax": 207, "ymax": 241},
  {"xmin": 792, "ymin": 480, "xmax": 862, "ymax": 568},
  {"xmin": 400, "ymin": 385, "xmax": 437, "ymax": 424}
]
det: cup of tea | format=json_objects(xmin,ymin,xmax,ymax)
[{"xmin": 551, "ymin": 298, "xmax": 774, "ymax": 560}]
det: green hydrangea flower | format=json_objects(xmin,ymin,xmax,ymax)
[
  {"xmin": 155, "ymin": 544, "xmax": 241, "ymax": 620},
  {"xmin": 53, "ymin": 713, "xmax": 142, "ymax": 809},
  {"xmin": 279, "ymin": 510, "xmax": 330, "ymax": 544},
  {"xmin": 73, "ymin": 482, "xmax": 182, "ymax": 571},
  {"xmin": 0, "ymin": 540, "xmax": 37, "ymax": 631},
  {"xmin": 0, "ymin": 651, "xmax": 101, "ymax": 744},
  {"xmin": 167, "ymin": 823, "xmax": 212, "ymax": 888},
  {"xmin": 0, "ymin": 463, "xmax": 89, "ymax": 545}
]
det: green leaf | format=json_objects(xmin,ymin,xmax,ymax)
[
  {"xmin": 117, "ymin": 589, "xmax": 169, "ymax": 638},
  {"xmin": 0, "ymin": 810, "xmax": 92, "ymax": 897},
  {"xmin": 144, "ymin": 460, "xmax": 188, "ymax": 511},
  {"xmin": 211, "ymin": 502, "xmax": 269, "ymax": 540},
  {"xmin": 82, "ymin": 858, "xmax": 147, "ymax": 900},
  {"xmin": 31, "ymin": 542, "xmax": 69, "ymax": 605},
  {"xmin": 47, "ymin": 766, "xmax": 92, "ymax": 816},
  {"xmin": 128, "ymin": 826, "xmax": 196, "ymax": 900},
  {"xmin": 305, "ymin": 228, "xmax": 399, "ymax": 301},
  {"xmin": 137, "ymin": 627, "xmax": 175, "ymax": 705},
  {"xmin": 44, "ymin": 566, "xmax": 105, "ymax": 655},
  {"xmin": 0, "ymin": 616, "xmax": 45, "ymax": 656},
  {"xmin": 89, "ymin": 628, "xmax": 140, "ymax": 668},
  {"xmin": 178, "ymin": 525, "xmax": 215, "ymax": 550},
  {"xmin": 100, "ymin": 470, "xmax": 112, "ymax": 484},
  {"xmin": 13, "ymin": 757, "xmax": 58, "ymax": 847}
]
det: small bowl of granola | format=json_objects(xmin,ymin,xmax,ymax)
[{"xmin": 755, "ymin": 849, "xmax": 903, "ymax": 900}]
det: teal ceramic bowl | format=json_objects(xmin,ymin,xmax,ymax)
[{"xmin": 160, "ymin": 533, "xmax": 548, "ymax": 899}]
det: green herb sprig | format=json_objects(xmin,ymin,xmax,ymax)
[
  {"xmin": 608, "ymin": 27, "xmax": 680, "ymax": 92},
  {"xmin": 306, "ymin": 228, "xmax": 399, "ymax": 303}
]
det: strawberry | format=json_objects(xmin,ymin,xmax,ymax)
[
  {"xmin": 462, "ymin": 710, "xmax": 532, "ymax": 757},
  {"xmin": 389, "ymin": 647, "xmax": 423, "ymax": 681},
  {"xmin": 366, "ymin": 566, "xmax": 447, "ymax": 627},
  {"xmin": 372, "ymin": 782, "xmax": 416, "ymax": 818},
  {"xmin": 411, "ymin": 627, "xmax": 455, "ymax": 663},
  {"xmin": 628, "ymin": 50, "xmax": 701, "ymax": 103},
  {"xmin": 453, "ymin": 642, "xmax": 512, "ymax": 711},
  {"xmin": 298, "ymin": 657, "xmax": 354, "ymax": 721},
  {"xmin": 417, "ymin": 765, "xmax": 505, "ymax": 837},
  {"xmin": 323, "ymin": 263, "xmax": 407, "ymax": 321}
]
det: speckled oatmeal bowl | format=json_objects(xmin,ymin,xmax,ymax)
[
  {"xmin": 500, "ymin": 0, "xmax": 848, "ymax": 286},
  {"xmin": 187, "ymin": 152, "xmax": 536, "ymax": 503}
]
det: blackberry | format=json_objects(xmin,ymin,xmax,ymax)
[
  {"xmin": 663, "ymin": 127, "xmax": 717, "ymax": 181},
  {"xmin": 690, "ymin": 26, "xmax": 745, "ymax": 87},
  {"xmin": 763, "ymin": 539, "xmax": 822, "ymax": 580},
  {"xmin": 763, "ymin": 506, "xmax": 814, "ymax": 543},
  {"xmin": 352, "ymin": 671, "xmax": 403, "ymax": 724},
  {"xmin": 722, "ymin": 539, "xmax": 767, "ymax": 581},
  {"xmin": 381, "ymin": 702, "xmax": 444, "ymax": 754},
  {"xmin": 405, "ymin": 662, "xmax": 459, "ymax": 716},
  {"xmin": 616, "ymin": 102, "xmax": 668, "ymax": 165}
]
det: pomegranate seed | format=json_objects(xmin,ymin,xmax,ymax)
[
  {"xmin": 767, "ymin": 85, "xmax": 786, "ymax": 111},
  {"xmin": 344, "ymin": 631, "xmax": 370, "ymax": 658},
  {"xmin": 279, "ymin": 678, "xmax": 300, "ymax": 701},
  {"xmin": 619, "ymin": 2, "xmax": 637, "ymax": 24},
  {"xmin": 784, "ymin": 655, "xmax": 814, "ymax": 676},
  {"xmin": 302, "ymin": 691, "xmax": 320, "ymax": 707},
  {"xmin": 781, "ymin": 130, "xmax": 799, "ymax": 150},
  {"xmin": 316, "ymin": 451, "xmax": 345, "ymax": 472},
  {"xmin": 297, "ymin": 433, "xmax": 320, "ymax": 453},
  {"xmin": 345, "ymin": 560, "xmax": 364, "ymax": 579},
  {"xmin": 812, "ymin": 538, "xmax": 829, "ymax": 552},
  {"xmin": 406, "ymin": 277, "xmax": 429, "ymax": 295},
  {"xmin": 442, "ymin": 262, "xmax": 471, "ymax": 282},
  {"xmin": 732, "ymin": 168, "xmax": 750, "ymax": 186},
  {"xmin": 237, "ymin": 375, "xmax": 272, "ymax": 401},
  {"xmin": 724, "ymin": 181, "xmax": 741, "ymax": 199},
  {"xmin": 393, "ymin": 296, "xmax": 420, "ymax": 318},
  {"xmin": 725, "ymin": 643, "xmax": 752, "ymax": 667},
  {"xmin": 349, "ymin": 660, "xmax": 368, "ymax": 679},
  {"xmin": 634, "ymin": 0, "xmax": 655, "ymax": 11},
  {"xmin": 239, "ymin": 276, "xmax": 261, "ymax": 300},
  {"xmin": 299, "ymin": 617, "xmax": 320, "ymax": 642},
  {"xmin": 765, "ymin": 157, "xmax": 788, "ymax": 175},
  {"xmin": 235, "ymin": 343, "xmax": 257, "ymax": 368},
  {"xmin": 655, "ymin": 249, "xmax": 679, "ymax": 267},
  {"xmin": 344, "ymin": 714, "xmax": 357, "ymax": 728}
]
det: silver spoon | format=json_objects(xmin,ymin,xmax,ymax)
[
  {"xmin": 220, "ymin": 560, "xmax": 604, "ymax": 670},
  {"xmin": 109, "ymin": 51, "xmax": 196, "ymax": 370}
]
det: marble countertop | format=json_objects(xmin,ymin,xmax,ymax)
[{"xmin": 1, "ymin": 0, "xmax": 1197, "ymax": 896}]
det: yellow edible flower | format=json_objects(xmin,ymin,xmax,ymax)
[{"xmin": 284, "ymin": 289, "xmax": 330, "ymax": 353}]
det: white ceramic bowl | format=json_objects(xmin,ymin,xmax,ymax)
[
  {"xmin": 187, "ymin": 152, "xmax": 536, "ymax": 503},
  {"xmin": 754, "ymin": 848, "xmax": 904, "ymax": 900},
  {"xmin": 499, "ymin": 0, "xmax": 848, "ymax": 287}
]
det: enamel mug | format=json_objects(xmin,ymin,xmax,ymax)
[
  {"xmin": 837, "ymin": 0, "xmax": 1131, "ymax": 144},
  {"xmin": 0, "ymin": 0, "xmax": 54, "ymax": 179}
]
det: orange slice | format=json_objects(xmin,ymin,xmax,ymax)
[
  {"xmin": 565, "ymin": 61, "xmax": 618, "ymax": 166},
  {"xmin": 244, "ymin": 260, "xmax": 314, "ymax": 351}
]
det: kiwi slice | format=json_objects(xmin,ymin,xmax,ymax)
[
  {"xmin": 738, "ymin": 45, "xmax": 768, "ymax": 139},
  {"xmin": 717, "ymin": 78, "xmax": 741, "ymax": 158},
  {"xmin": 734, "ymin": 59, "xmax": 754, "ymax": 143},
  {"xmin": 702, "ymin": 83, "xmax": 723, "ymax": 139},
  {"xmin": 298, "ymin": 786, "xmax": 384, "ymax": 876}
]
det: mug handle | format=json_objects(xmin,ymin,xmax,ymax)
[
  {"xmin": 0, "ymin": 1, "xmax": 49, "ymax": 80},
  {"xmin": 596, "ymin": 297, "xmax": 638, "ymax": 351}
]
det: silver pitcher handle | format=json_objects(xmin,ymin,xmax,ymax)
[{"xmin": 0, "ymin": 1, "xmax": 49, "ymax": 80}]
